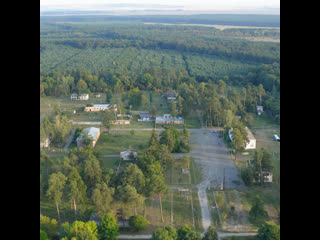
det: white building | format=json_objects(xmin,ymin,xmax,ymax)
[
  {"xmin": 228, "ymin": 127, "xmax": 256, "ymax": 150},
  {"xmin": 256, "ymin": 106, "xmax": 264, "ymax": 116},
  {"xmin": 246, "ymin": 160, "xmax": 273, "ymax": 183},
  {"xmin": 71, "ymin": 93, "xmax": 89, "ymax": 101},
  {"xmin": 120, "ymin": 150, "xmax": 138, "ymax": 161},
  {"xmin": 84, "ymin": 104, "xmax": 117, "ymax": 112}
]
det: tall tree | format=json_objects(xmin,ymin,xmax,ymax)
[
  {"xmin": 46, "ymin": 173, "xmax": 67, "ymax": 223},
  {"xmin": 67, "ymin": 167, "xmax": 87, "ymax": 220},
  {"xmin": 92, "ymin": 183, "xmax": 115, "ymax": 217}
]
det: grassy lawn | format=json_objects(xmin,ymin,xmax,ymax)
[
  {"xmin": 185, "ymin": 112, "xmax": 201, "ymax": 129},
  {"xmin": 239, "ymin": 185, "xmax": 280, "ymax": 226},
  {"xmin": 40, "ymin": 95, "xmax": 107, "ymax": 118},
  {"xmin": 40, "ymin": 197, "xmax": 95, "ymax": 224},
  {"xmin": 172, "ymin": 190, "xmax": 194, "ymax": 228},
  {"xmin": 190, "ymin": 157, "xmax": 203, "ymax": 185},
  {"xmin": 94, "ymin": 131, "xmax": 152, "ymax": 155},
  {"xmin": 103, "ymin": 157, "xmax": 120, "ymax": 170}
]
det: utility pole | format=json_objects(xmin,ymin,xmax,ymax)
[{"xmin": 223, "ymin": 168, "xmax": 226, "ymax": 191}]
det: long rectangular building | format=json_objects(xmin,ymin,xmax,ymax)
[
  {"xmin": 84, "ymin": 104, "xmax": 117, "ymax": 112},
  {"xmin": 156, "ymin": 114, "xmax": 184, "ymax": 125},
  {"xmin": 76, "ymin": 127, "xmax": 101, "ymax": 148}
]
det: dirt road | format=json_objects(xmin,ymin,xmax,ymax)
[{"xmin": 188, "ymin": 128, "xmax": 244, "ymax": 233}]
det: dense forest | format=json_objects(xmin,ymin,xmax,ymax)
[{"xmin": 40, "ymin": 21, "xmax": 280, "ymax": 122}]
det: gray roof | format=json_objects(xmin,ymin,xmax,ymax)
[{"xmin": 77, "ymin": 127, "xmax": 100, "ymax": 141}]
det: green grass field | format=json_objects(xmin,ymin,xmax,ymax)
[{"xmin": 94, "ymin": 131, "xmax": 152, "ymax": 155}]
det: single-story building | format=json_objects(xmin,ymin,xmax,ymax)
[
  {"xmin": 84, "ymin": 104, "xmax": 117, "ymax": 112},
  {"xmin": 256, "ymin": 106, "xmax": 264, "ymax": 116},
  {"xmin": 40, "ymin": 136, "xmax": 50, "ymax": 148},
  {"xmin": 228, "ymin": 127, "xmax": 256, "ymax": 150},
  {"xmin": 76, "ymin": 127, "xmax": 101, "ymax": 148},
  {"xmin": 120, "ymin": 149, "xmax": 138, "ymax": 161},
  {"xmin": 246, "ymin": 160, "xmax": 273, "ymax": 183},
  {"xmin": 112, "ymin": 120, "xmax": 131, "ymax": 125},
  {"xmin": 156, "ymin": 114, "xmax": 184, "ymax": 125},
  {"xmin": 71, "ymin": 93, "xmax": 89, "ymax": 101},
  {"xmin": 139, "ymin": 112, "xmax": 152, "ymax": 121},
  {"xmin": 167, "ymin": 90, "xmax": 177, "ymax": 103}
]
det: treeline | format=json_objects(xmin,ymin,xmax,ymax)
[
  {"xmin": 40, "ymin": 65, "xmax": 280, "ymax": 123},
  {"xmin": 40, "ymin": 61, "xmax": 279, "ymax": 94}
]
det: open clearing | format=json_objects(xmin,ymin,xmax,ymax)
[{"xmin": 187, "ymin": 128, "xmax": 245, "ymax": 233}]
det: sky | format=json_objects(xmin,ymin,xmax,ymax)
[{"xmin": 40, "ymin": 0, "xmax": 280, "ymax": 11}]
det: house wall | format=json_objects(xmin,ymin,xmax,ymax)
[{"xmin": 245, "ymin": 139, "xmax": 256, "ymax": 150}]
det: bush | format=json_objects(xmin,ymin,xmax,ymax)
[
  {"xmin": 241, "ymin": 168, "xmax": 254, "ymax": 186},
  {"xmin": 255, "ymin": 221, "xmax": 280, "ymax": 240},
  {"xmin": 129, "ymin": 215, "xmax": 149, "ymax": 231}
]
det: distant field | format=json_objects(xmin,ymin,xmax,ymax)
[{"xmin": 144, "ymin": 22, "xmax": 280, "ymax": 30}]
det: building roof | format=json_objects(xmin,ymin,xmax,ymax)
[
  {"xmin": 167, "ymin": 90, "xmax": 177, "ymax": 98},
  {"xmin": 245, "ymin": 127, "xmax": 256, "ymax": 141},
  {"xmin": 77, "ymin": 127, "xmax": 100, "ymax": 141},
  {"xmin": 156, "ymin": 116, "xmax": 184, "ymax": 122},
  {"xmin": 229, "ymin": 127, "xmax": 256, "ymax": 141},
  {"xmin": 93, "ymin": 104, "xmax": 117, "ymax": 108}
]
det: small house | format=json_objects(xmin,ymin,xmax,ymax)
[
  {"xmin": 167, "ymin": 90, "xmax": 177, "ymax": 103},
  {"xmin": 112, "ymin": 120, "xmax": 131, "ymax": 125},
  {"xmin": 120, "ymin": 149, "xmax": 138, "ymax": 161},
  {"xmin": 84, "ymin": 104, "xmax": 117, "ymax": 112},
  {"xmin": 256, "ymin": 106, "xmax": 264, "ymax": 116},
  {"xmin": 139, "ymin": 112, "xmax": 152, "ymax": 121},
  {"xmin": 71, "ymin": 93, "xmax": 89, "ymax": 101},
  {"xmin": 246, "ymin": 160, "xmax": 273, "ymax": 183},
  {"xmin": 40, "ymin": 136, "xmax": 50, "ymax": 148}
]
